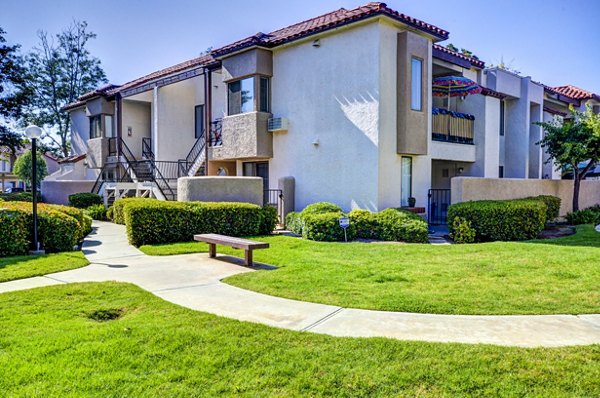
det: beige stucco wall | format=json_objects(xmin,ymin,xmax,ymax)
[
  {"xmin": 452, "ymin": 177, "xmax": 600, "ymax": 216},
  {"xmin": 211, "ymin": 111, "xmax": 272, "ymax": 160},
  {"xmin": 86, "ymin": 137, "xmax": 108, "ymax": 168},
  {"xmin": 41, "ymin": 180, "xmax": 96, "ymax": 205},
  {"xmin": 177, "ymin": 176, "xmax": 263, "ymax": 205},
  {"xmin": 222, "ymin": 48, "xmax": 273, "ymax": 82},
  {"xmin": 122, "ymin": 100, "xmax": 151, "ymax": 159}
]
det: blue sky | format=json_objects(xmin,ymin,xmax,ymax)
[{"xmin": 2, "ymin": 0, "xmax": 599, "ymax": 93}]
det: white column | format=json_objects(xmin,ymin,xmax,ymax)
[{"xmin": 152, "ymin": 86, "xmax": 159, "ymax": 159}]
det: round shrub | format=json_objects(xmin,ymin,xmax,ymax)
[
  {"xmin": 0, "ymin": 208, "xmax": 30, "ymax": 256},
  {"xmin": 447, "ymin": 199, "xmax": 546, "ymax": 242},
  {"xmin": 449, "ymin": 217, "xmax": 476, "ymax": 244},
  {"xmin": 349, "ymin": 209, "xmax": 378, "ymax": 239},
  {"xmin": 302, "ymin": 212, "xmax": 356, "ymax": 242},
  {"xmin": 68, "ymin": 192, "xmax": 102, "ymax": 209},
  {"xmin": 301, "ymin": 202, "xmax": 342, "ymax": 216},
  {"xmin": 376, "ymin": 208, "xmax": 428, "ymax": 243},
  {"xmin": 86, "ymin": 204, "xmax": 108, "ymax": 221}
]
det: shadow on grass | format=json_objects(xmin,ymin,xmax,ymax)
[{"xmin": 524, "ymin": 225, "xmax": 600, "ymax": 248}]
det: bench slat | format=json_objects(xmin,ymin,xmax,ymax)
[{"xmin": 194, "ymin": 234, "xmax": 269, "ymax": 250}]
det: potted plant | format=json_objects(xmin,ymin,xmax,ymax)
[{"xmin": 408, "ymin": 197, "xmax": 416, "ymax": 207}]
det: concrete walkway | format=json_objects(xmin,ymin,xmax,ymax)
[{"xmin": 2, "ymin": 221, "xmax": 600, "ymax": 348}]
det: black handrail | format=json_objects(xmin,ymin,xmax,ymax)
[{"xmin": 142, "ymin": 137, "xmax": 153, "ymax": 160}]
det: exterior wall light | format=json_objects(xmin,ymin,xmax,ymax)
[{"xmin": 312, "ymin": 39, "xmax": 320, "ymax": 47}]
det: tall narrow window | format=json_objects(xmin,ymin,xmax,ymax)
[
  {"xmin": 411, "ymin": 57, "xmax": 423, "ymax": 111},
  {"xmin": 499, "ymin": 100, "xmax": 505, "ymax": 136},
  {"xmin": 499, "ymin": 166, "xmax": 504, "ymax": 178},
  {"xmin": 89, "ymin": 115, "xmax": 102, "ymax": 139},
  {"xmin": 259, "ymin": 77, "xmax": 270, "ymax": 112},
  {"xmin": 195, "ymin": 105, "xmax": 204, "ymax": 139},
  {"xmin": 105, "ymin": 115, "xmax": 114, "ymax": 138},
  {"xmin": 401, "ymin": 156, "xmax": 413, "ymax": 206}
]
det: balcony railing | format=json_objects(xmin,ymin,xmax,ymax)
[{"xmin": 432, "ymin": 108, "xmax": 474, "ymax": 145}]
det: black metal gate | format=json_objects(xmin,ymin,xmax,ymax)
[
  {"xmin": 428, "ymin": 189, "xmax": 451, "ymax": 225},
  {"xmin": 264, "ymin": 189, "xmax": 284, "ymax": 225}
]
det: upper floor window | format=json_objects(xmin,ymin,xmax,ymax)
[
  {"xmin": 227, "ymin": 76, "xmax": 270, "ymax": 115},
  {"xmin": 89, "ymin": 114, "xmax": 113, "ymax": 139},
  {"xmin": 411, "ymin": 57, "xmax": 423, "ymax": 111},
  {"xmin": 90, "ymin": 115, "xmax": 102, "ymax": 139}
]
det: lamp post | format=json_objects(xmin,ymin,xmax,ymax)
[{"xmin": 24, "ymin": 125, "xmax": 44, "ymax": 255}]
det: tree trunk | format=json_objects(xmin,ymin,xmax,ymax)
[{"xmin": 572, "ymin": 174, "xmax": 581, "ymax": 212}]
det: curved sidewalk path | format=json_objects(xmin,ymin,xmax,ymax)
[{"xmin": 2, "ymin": 221, "xmax": 600, "ymax": 348}]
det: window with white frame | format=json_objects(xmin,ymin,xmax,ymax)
[
  {"xmin": 227, "ymin": 76, "xmax": 270, "ymax": 115},
  {"xmin": 411, "ymin": 57, "xmax": 423, "ymax": 111}
]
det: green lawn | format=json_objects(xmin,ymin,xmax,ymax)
[
  {"xmin": 0, "ymin": 252, "xmax": 89, "ymax": 283},
  {"xmin": 0, "ymin": 282, "xmax": 598, "ymax": 396},
  {"xmin": 140, "ymin": 225, "xmax": 600, "ymax": 315}
]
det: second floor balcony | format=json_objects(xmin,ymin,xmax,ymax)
[{"xmin": 432, "ymin": 108, "xmax": 475, "ymax": 145}]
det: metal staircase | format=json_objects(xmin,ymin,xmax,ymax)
[
  {"xmin": 178, "ymin": 119, "xmax": 222, "ymax": 177},
  {"xmin": 91, "ymin": 137, "xmax": 177, "ymax": 202}
]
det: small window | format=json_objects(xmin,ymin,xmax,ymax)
[
  {"xmin": 499, "ymin": 166, "xmax": 504, "ymax": 178},
  {"xmin": 410, "ymin": 57, "xmax": 423, "ymax": 111},
  {"xmin": 228, "ymin": 77, "xmax": 255, "ymax": 115},
  {"xmin": 499, "ymin": 101, "xmax": 505, "ymax": 136},
  {"xmin": 105, "ymin": 115, "xmax": 114, "ymax": 138},
  {"xmin": 89, "ymin": 115, "xmax": 102, "ymax": 139},
  {"xmin": 259, "ymin": 77, "xmax": 270, "ymax": 112},
  {"xmin": 195, "ymin": 105, "xmax": 204, "ymax": 139}
]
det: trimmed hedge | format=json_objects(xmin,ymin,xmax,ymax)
[
  {"xmin": 122, "ymin": 199, "xmax": 277, "ymax": 246},
  {"xmin": 68, "ymin": 192, "xmax": 103, "ymax": 209},
  {"xmin": 0, "ymin": 192, "xmax": 38, "ymax": 202},
  {"xmin": 375, "ymin": 209, "xmax": 429, "ymax": 243},
  {"xmin": 0, "ymin": 202, "xmax": 82, "ymax": 253},
  {"xmin": 524, "ymin": 195, "xmax": 561, "ymax": 222},
  {"xmin": 259, "ymin": 206, "xmax": 278, "ymax": 235},
  {"xmin": 348, "ymin": 209, "xmax": 378, "ymax": 239},
  {"xmin": 0, "ymin": 208, "xmax": 30, "ymax": 256},
  {"xmin": 112, "ymin": 198, "xmax": 157, "ymax": 225},
  {"xmin": 447, "ymin": 199, "xmax": 546, "ymax": 242},
  {"xmin": 301, "ymin": 202, "xmax": 342, "ymax": 215}
]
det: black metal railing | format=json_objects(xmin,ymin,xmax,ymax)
[
  {"xmin": 209, "ymin": 119, "xmax": 222, "ymax": 146},
  {"xmin": 428, "ymin": 189, "xmax": 451, "ymax": 225},
  {"xmin": 154, "ymin": 161, "xmax": 182, "ymax": 180},
  {"xmin": 264, "ymin": 189, "xmax": 284, "ymax": 225},
  {"xmin": 142, "ymin": 137, "xmax": 153, "ymax": 160}
]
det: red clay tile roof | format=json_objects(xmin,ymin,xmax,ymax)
[
  {"xmin": 553, "ymin": 85, "xmax": 600, "ymax": 101},
  {"xmin": 64, "ymin": 2, "xmax": 449, "ymax": 110},
  {"xmin": 213, "ymin": 2, "xmax": 449, "ymax": 57},
  {"xmin": 57, "ymin": 154, "xmax": 86, "ymax": 164},
  {"xmin": 432, "ymin": 44, "xmax": 485, "ymax": 69}
]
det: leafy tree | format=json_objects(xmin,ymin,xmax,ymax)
[
  {"xmin": 12, "ymin": 149, "xmax": 48, "ymax": 189},
  {"xmin": 446, "ymin": 43, "xmax": 458, "ymax": 52},
  {"xmin": 537, "ymin": 106, "xmax": 600, "ymax": 211},
  {"xmin": 19, "ymin": 21, "xmax": 107, "ymax": 157},
  {"xmin": 0, "ymin": 28, "xmax": 27, "ymax": 164}
]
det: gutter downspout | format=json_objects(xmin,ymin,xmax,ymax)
[
  {"xmin": 204, "ymin": 68, "xmax": 212, "ymax": 175},
  {"xmin": 116, "ymin": 93, "xmax": 123, "ymax": 158}
]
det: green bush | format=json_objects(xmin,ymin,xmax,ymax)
[
  {"xmin": 285, "ymin": 212, "xmax": 303, "ymax": 235},
  {"xmin": 0, "ymin": 208, "xmax": 30, "ymax": 256},
  {"xmin": 44, "ymin": 204, "xmax": 90, "ymax": 242},
  {"xmin": 449, "ymin": 217, "xmax": 476, "ymax": 244},
  {"xmin": 86, "ymin": 204, "xmax": 108, "ymax": 221},
  {"xmin": 106, "ymin": 206, "xmax": 114, "ymax": 221},
  {"xmin": 565, "ymin": 209, "xmax": 600, "ymax": 225},
  {"xmin": 0, "ymin": 192, "xmax": 38, "ymax": 202},
  {"xmin": 348, "ymin": 209, "xmax": 378, "ymax": 239},
  {"xmin": 302, "ymin": 212, "xmax": 355, "ymax": 242},
  {"xmin": 376, "ymin": 208, "xmax": 429, "ymax": 243},
  {"xmin": 258, "ymin": 206, "xmax": 278, "ymax": 235},
  {"xmin": 1, "ymin": 202, "xmax": 80, "ymax": 253},
  {"xmin": 122, "ymin": 199, "xmax": 270, "ymax": 246},
  {"xmin": 447, "ymin": 199, "xmax": 546, "ymax": 242},
  {"xmin": 68, "ymin": 192, "xmax": 103, "ymax": 209},
  {"xmin": 524, "ymin": 195, "xmax": 561, "ymax": 222},
  {"xmin": 301, "ymin": 202, "xmax": 342, "ymax": 216}
]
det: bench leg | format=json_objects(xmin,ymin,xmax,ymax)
[
  {"xmin": 208, "ymin": 243, "xmax": 216, "ymax": 258},
  {"xmin": 244, "ymin": 250, "xmax": 253, "ymax": 267}
]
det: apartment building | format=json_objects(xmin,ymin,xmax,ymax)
[{"xmin": 56, "ymin": 2, "xmax": 599, "ymax": 222}]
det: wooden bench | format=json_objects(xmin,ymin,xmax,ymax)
[{"xmin": 193, "ymin": 234, "xmax": 269, "ymax": 267}]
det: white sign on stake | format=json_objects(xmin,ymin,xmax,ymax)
[{"xmin": 339, "ymin": 217, "xmax": 350, "ymax": 242}]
